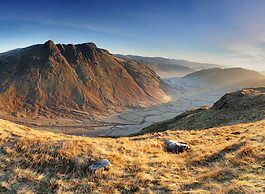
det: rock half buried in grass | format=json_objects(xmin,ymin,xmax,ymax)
[
  {"xmin": 88, "ymin": 159, "xmax": 111, "ymax": 171},
  {"xmin": 165, "ymin": 140, "xmax": 188, "ymax": 153}
]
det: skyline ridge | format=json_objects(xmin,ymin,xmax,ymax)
[{"xmin": 0, "ymin": 0, "xmax": 265, "ymax": 71}]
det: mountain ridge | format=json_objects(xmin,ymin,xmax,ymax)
[
  {"xmin": 116, "ymin": 54, "xmax": 222, "ymax": 77},
  {"xmin": 0, "ymin": 41, "xmax": 170, "ymax": 118},
  {"xmin": 183, "ymin": 67, "xmax": 265, "ymax": 84}
]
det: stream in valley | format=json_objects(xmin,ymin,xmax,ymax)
[{"xmin": 79, "ymin": 78, "xmax": 227, "ymax": 136}]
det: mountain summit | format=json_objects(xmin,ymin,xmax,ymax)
[{"xmin": 0, "ymin": 41, "xmax": 170, "ymax": 117}]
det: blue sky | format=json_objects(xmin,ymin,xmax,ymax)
[{"xmin": 1, "ymin": 0, "xmax": 265, "ymax": 71}]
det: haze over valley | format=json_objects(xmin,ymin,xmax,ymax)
[
  {"xmin": 0, "ymin": 0, "xmax": 265, "ymax": 193},
  {"xmin": 0, "ymin": 41, "xmax": 264, "ymax": 137}
]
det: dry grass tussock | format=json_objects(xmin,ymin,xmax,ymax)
[{"xmin": 0, "ymin": 119, "xmax": 264, "ymax": 193}]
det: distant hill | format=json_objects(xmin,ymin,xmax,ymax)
[
  {"xmin": 0, "ymin": 41, "xmax": 170, "ymax": 118},
  {"xmin": 138, "ymin": 87, "xmax": 265, "ymax": 134},
  {"xmin": 116, "ymin": 54, "xmax": 221, "ymax": 77},
  {"xmin": 116, "ymin": 54, "xmax": 194, "ymax": 77},
  {"xmin": 182, "ymin": 67, "xmax": 265, "ymax": 89}
]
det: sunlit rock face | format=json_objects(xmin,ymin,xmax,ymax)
[{"xmin": 0, "ymin": 40, "xmax": 170, "ymax": 117}]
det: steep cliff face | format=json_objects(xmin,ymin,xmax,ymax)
[{"xmin": 0, "ymin": 40, "xmax": 170, "ymax": 117}]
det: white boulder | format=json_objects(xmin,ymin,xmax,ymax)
[
  {"xmin": 165, "ymin": 140, "xmax": 188, "ymax": 153},
  {"xmin": 88, "ymin": 159, "xmax": 111, "ymax": 171}
]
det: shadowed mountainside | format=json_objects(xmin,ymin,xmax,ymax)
[
  {"xmin": 138, "ymin": 87, "xmax": 265, "ymax": 135},
  {"xmin": 0, "ymin": 41, "xmax": 170, "ymax": 118}
]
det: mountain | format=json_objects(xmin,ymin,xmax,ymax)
[
  {"xmin": 0, "ymin": 41, "xmax": 170, "ymax": 117},
  {"xmin": 116, "ymin": 54, "xmax": 222, "ymax": 77},
  {"xmin": 0, "ymin": 48, "xmax": 22, "ymax": 57},
  {"xmin": 116, "ymin": 54, "xmax": 195, "ymax": 77},
  {"xmin": 138, "ymin": 87, "xmax": 265, "ymax": 134},
  {"xmin": 181, "ymin": 67, "xmax": 265, "ymax": 89}
]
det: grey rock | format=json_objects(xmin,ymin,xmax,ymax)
[
  {"xmin": 165, "ymin": 140, "xmax": 188, "ymax": 153},
  {"xmin": 88, "ymin": 159, "xmax": 111, "ymax": 171}
]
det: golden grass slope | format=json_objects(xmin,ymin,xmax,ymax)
[{"xmin": 0, "ymin": 119, "xmax": 264, "ymax": 193}]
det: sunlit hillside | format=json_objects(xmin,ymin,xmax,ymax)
[
  {"xmin": 139, "ymin": 88, "xmax": 265, "ymax": 135},
  {"xmin": 0, "ymin": 118, "xmax": 264, "ymax": 193}
]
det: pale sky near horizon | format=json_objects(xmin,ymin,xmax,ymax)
[{"xmin": 0, "ymin": 0, "xmax": 265, "ymax": 71}]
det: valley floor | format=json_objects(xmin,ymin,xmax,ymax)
[
  {"xmin": 0, "ymin": 119, "xmax": 264, "ymax": 193},
  {"xmin": 0, "ymin": 79, "xmax": 228, "ymax": 137}
]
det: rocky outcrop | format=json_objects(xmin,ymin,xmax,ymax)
[
  {"xmin": 212, "ymin": 88, "xmax": 265, "ymax": 111},
  {"xmin": 0, "ymin": 40, "xmax": 170, "ymax": 117}
]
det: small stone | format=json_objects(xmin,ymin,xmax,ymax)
[
  {"xmin": 165, "ymin": 140, "xmax": 188, "ymax": 153},
  {"xmin": 88, "ymin": 159, "xmax": 111, "ymax": 171}
]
